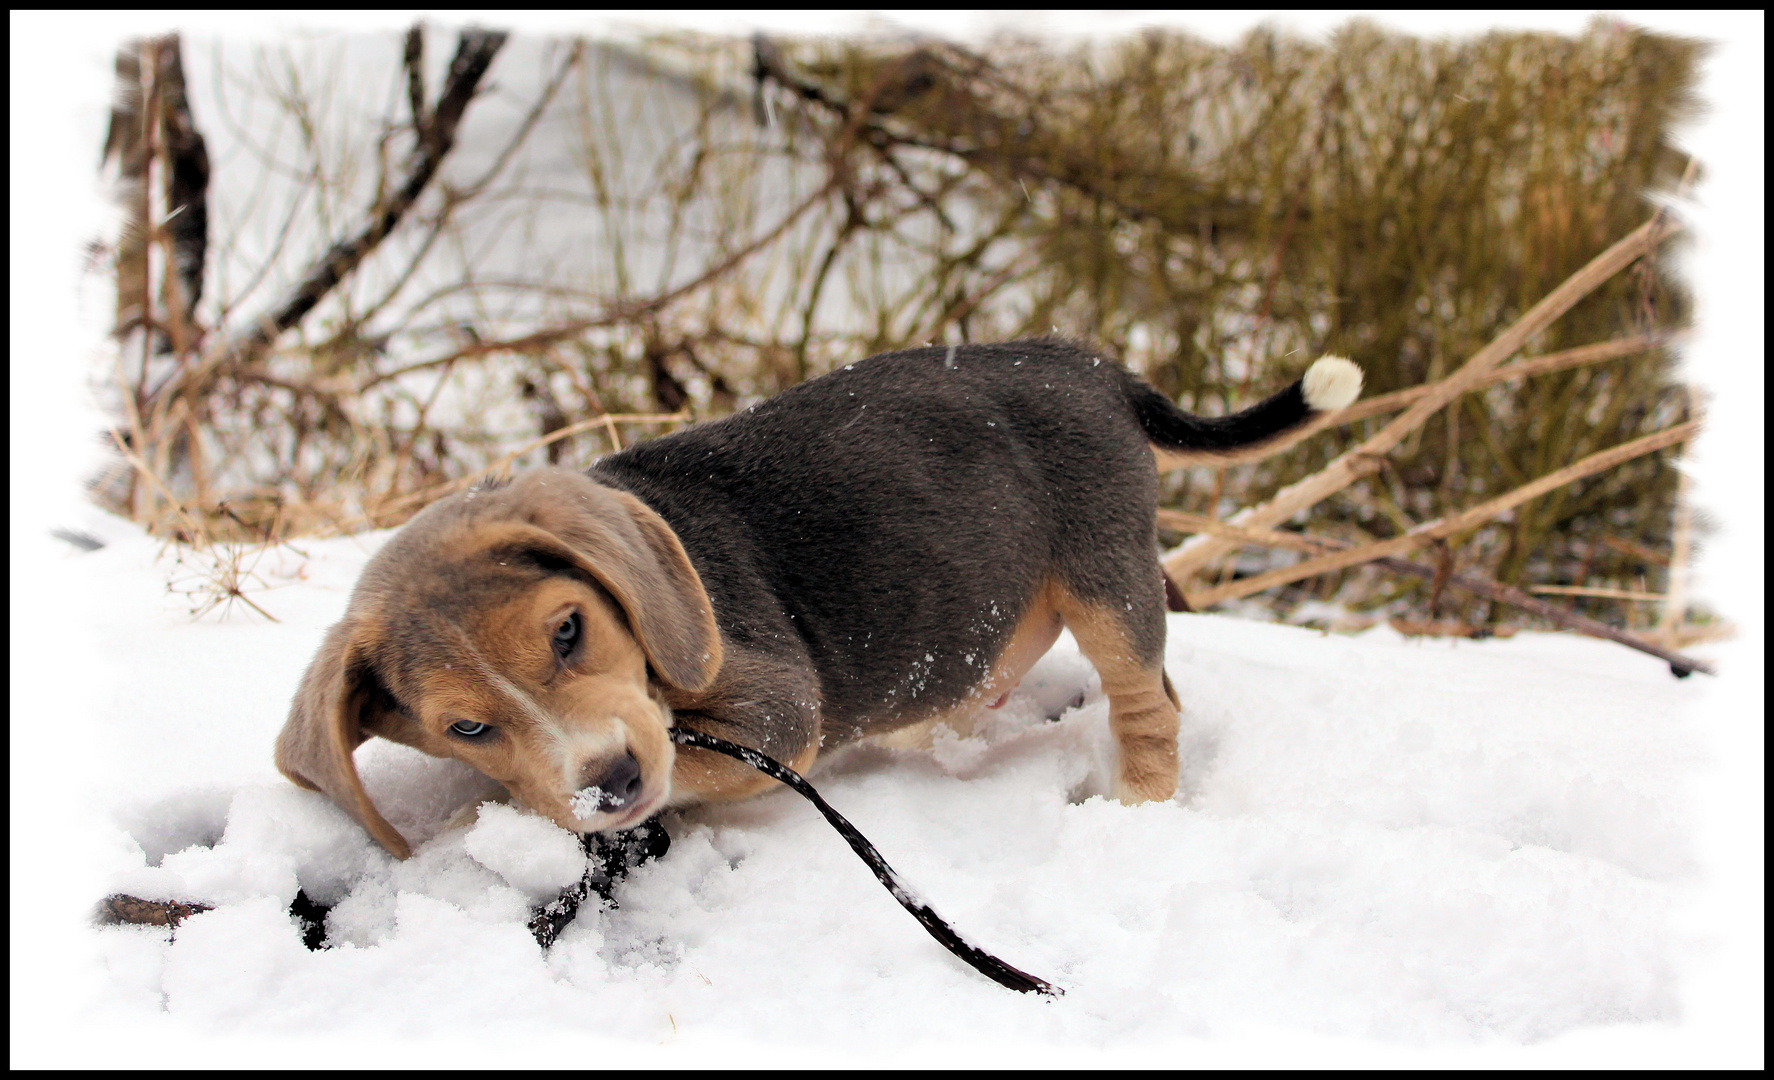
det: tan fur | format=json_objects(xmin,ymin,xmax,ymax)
[
  {"xmin": 669, "ymin": 739, "xmax": 821, "ymax": 804},
  {"xmin": 1047, "ymin": 584, "xmax": 1182, "ymax": 803},
  {"xmin": 277, "ymin": 621, "xmax": 416, "ymax": 858},
  {"xmin": 276, "ymin": 469, "xmax": 722, "ymax": 856},
  {"xmin": 862, "ymin": 581, "xmax": 1180, "ymax": 803}
]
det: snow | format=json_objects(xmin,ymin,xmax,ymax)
[
  {"xmin": 10, "ymin": 8, "xmax": 1761, "ymax": 1072},
  {"xmin": 569, "ymin": 787, "xmax": 621, "ymax": 820},
  {"xmin": 9, "ymin": 511, "xmax": 1734, "ymax": 1058}
]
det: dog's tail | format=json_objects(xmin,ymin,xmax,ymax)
[{"xmin": 1126, "ymin": 355, "xmax": 1362, "ymax": 469}]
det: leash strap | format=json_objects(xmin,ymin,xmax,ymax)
[{"xmin": 670, "ymin": 727, "xmax": 1063, "ymax": 996}]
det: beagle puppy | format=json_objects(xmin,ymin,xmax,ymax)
[{"xmin": 278, "ymin": 338, "xmax": 1361, "ymax": 857}]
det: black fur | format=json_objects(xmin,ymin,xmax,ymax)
[
  {"xmin": 590, "ymin": 338, "xmax": 1322, "ymax": 753},
  {"xmin": 1122, "ymin": 374, "xmax": 1313, "ymax": 453}
]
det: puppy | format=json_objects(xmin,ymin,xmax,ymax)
[{"xmin": 277, "ymin": 338, "xmax": 1360, "ymax": 857}]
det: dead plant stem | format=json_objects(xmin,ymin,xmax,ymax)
[
  {"xmin": 1157, "ymin": 508, "xmax": 1715, "ymax": 675},
  {"xmin": 1164, "ymin": 213, "xmax": 1685, "ymax": 590},
  {"xmin": 1188, "ymin": 417, "xmax": 1697, "ymax": 607}
]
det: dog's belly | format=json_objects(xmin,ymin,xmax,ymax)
[
  {"xmin": 853, "ymin": 588, "xmax": 1064, "ymax": 743},
  {"xmin": 969, "ymin": 600, "xmax": 1065, "ymax": 714}
]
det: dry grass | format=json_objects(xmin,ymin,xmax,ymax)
[{"xmin": 93, "ymin": 19, "xmax": 1707, "ymax": 636}]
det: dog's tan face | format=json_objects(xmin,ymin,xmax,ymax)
[
  {"xmin": 363, "ymin": 559, "xmax": 678, "ymax": 835},
  {"xmin": 277, "ymin": 468, "xmax": 722, "ymax": 858}
]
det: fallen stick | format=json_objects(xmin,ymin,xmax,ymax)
[
  {"xmin": 1170, "ymin": 333, "xmax": 1678, "ymax": 472},
  {"xmin": 1188, "ymin": 419, "xmax": 1697, "ymax": 607},
  {"xmin": 1528, "ymin": 585, "xmax": 1664, "ymax": 601},
  {"xmin": 1377, "ymin": 557, "xmax": 1714, "ymax": 678},
  {"xmin": 1324, "ymin": 333, "xmax": 1677, "ymax": 429},
  {"xmin": 1157, "ymin": 509, "xmax": 1715, "ymax": 677},
  {"xmin": 1165, "ymin": 213, "xmax": 1684, "ymax": 589},
  {"xmin": 95, "ymin": 894, "xmax": 213, "ymax": 929}
]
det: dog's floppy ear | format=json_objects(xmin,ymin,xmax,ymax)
[
  {"xmin": 276, "ymin": 620, "xmax": 414, "ymax": 859},
  {"xmin": 506, "ymin": 470, "xmax": 723, "ymax": 692}
]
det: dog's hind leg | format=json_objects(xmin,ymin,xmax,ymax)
[{"xmin": 1050, "ymin": 580, "xmax": 1181, "ymax": 804}]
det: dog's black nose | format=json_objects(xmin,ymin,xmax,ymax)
[{"xmin": 581, "ymin": 750, "xmax": 644, "ymax": 810}]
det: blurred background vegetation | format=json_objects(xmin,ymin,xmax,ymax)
[{"xmin": 93, "ymin": 16, "xmax": 1710, "ymax": 637}]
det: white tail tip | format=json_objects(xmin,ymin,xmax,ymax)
[{"xmin": 1303, "ymin": 355, "xmax": 1362, "ymax": 411}]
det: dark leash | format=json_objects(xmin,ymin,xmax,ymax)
[
  {"xmin": 665, "ymin": 728, "xmax": 1062, "ymax": 997},
  {"xmin": 301, "ymin": 729, "xmax": 1063, "ymax": 997}
]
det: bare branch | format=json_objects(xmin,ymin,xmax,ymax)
[
  {"xmin": 402, "ymin": 25, "xmax": 427, "ymax": 132},
  {"xmin": 323, "ymin": 412, "xmax": 691, "ymax": 534},
  {"xmin": 191, "ymin": 27, "xmax": 508, "ymax": 385},
  {"xmin": 1308, "ymin": 332, "xmax": 1678, "ymax": 432},
  {"xmin": 1157, "ymin": 509, "xmax": 1715, "ymax": 676},
  {"xmin": 356, "ymin": 174, "xmax": 841, "ymax": 392},
  {"xmin": 1164, "ymin": 213, "xmax": 1686, "ymax": 587},
  {"xmin": 352, "ymin": 38, "xmax": 586, "ymax": 331},
  {"xmin": 1528, "ymin": 585, "xmax": 1663, "ymax": 601},
  {"xmin": 1187, "ymin": 418, "xmax": 1697, "ymax": 607}
]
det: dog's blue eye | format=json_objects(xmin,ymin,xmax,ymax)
[
  {"xmin": 450, "ymin": 720, "xmax": 491, "ymax": 737},
  {"xmin": 553, "ymin": 611, "xmax": 581, "ymax": 659}
]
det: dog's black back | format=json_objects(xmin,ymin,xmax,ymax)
[{"xmin": 591, "ymin": 339, "xmax": 1283, "ymax": 743}]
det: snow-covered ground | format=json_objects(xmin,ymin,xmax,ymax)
[
  {"xmin": 11, "ymin": 9, "xmax": 1762, "ymax": 1071},
  {"xmin": 9, "ymin": 509, "xmax": 1754, "ymax": 1068}
]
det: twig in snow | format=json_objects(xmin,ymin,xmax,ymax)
[
  {"xmin": 1186, "ymin": 418, "xmax": 1698, "ymax": 608},
  {"xmin": 1158, "ymin": 509, "xmax": 1716, "ymax": 677}
]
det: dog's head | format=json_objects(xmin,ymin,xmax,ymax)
[{"xmin": 276, "ymin": 467, "xmax": 722, "ymax": 858}]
